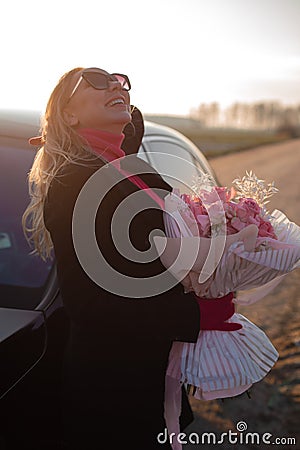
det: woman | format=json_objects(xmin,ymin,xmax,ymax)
[{"xmin": 23, "ymin": 67, "xmax": 200, "ymax": 450}]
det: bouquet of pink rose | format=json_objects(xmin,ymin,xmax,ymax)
[
  {"xmin": 179, "ymin": 185, "xmax": 277, "ymax": 240},
  {"xmin": 154, "ymin": 172, "xmax": 300, "ymax": 449},
  {"xmin": 156, "ymin": 171, "xmax": 300, "ymax": 298}
]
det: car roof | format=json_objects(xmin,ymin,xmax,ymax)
[
  {"xmin": 0, "ymin": 108, "xmax": 191, "ymax": 136},
  {"xmin": 0, "ymin": 108, "xmax": 196, "ymax": 148},
  {"xmin": 0, "ymin": 108, "xmax": 217, "ymax": 183}
]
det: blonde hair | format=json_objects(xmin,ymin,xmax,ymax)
[{"xmin": 22, "ymin": 67, "xmax": 98, "ymax": 260}]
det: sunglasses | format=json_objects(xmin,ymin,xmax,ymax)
[{"xmin": 68, "ymin": 68, "xmax": 131, "ymax": 101}]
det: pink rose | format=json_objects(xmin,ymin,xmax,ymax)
[
  {"xmin": 215, "ymin": 186, "xmax": 230, "ymax": 203},
  {"xmin": 226, "ymin": 222, "xmax": 239, "ymax": 235},
  {"xmin": 196, "ymin": 214, "xmax": 211, "ymax": 237},
  {"xmin": 206, "ymin": 201, "xmax": 226, "ymax": 225},
  {"xmin": 238, "ymin": 198, "xmax": 261, "ymax": 218},
  {"xmin": 230, "ymin": 216, "xmax": 248, "ymax": 231},
  {"xmin": 224, "ymin": 201, "xmax": 237, "ymax": 219},
  {"xmin": 190, "ymin": 198, "xmax": 208, "ymax": 218},
  {"xmin": 235, "ymin": 203, "xmax": 249, "ymax": 221},
  {"xmin": 247, "ymin": 215, "xmax": 261, "ymax": 227},
  {"xmin": 258, "ymin": 218, "xmax": 277, "ymax": 239},
  {"xmin": 199, "ymin": 189, "xmax": 221, "ymax": 206}
]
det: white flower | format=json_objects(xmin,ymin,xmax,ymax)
[{"xmin": 232, "ymin": 170, "xmax": 278, "ymax": 208}]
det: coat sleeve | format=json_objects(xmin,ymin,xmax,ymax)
[{"xmin": 44, "ymin": 162, "xmax": 200, "ymax": 343}]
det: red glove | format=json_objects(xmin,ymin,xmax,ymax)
[{"xmin": 195, "ymin": 292, "xmax": 242, "ymax": 331}]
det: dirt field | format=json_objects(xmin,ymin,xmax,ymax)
[{"xmin": 183, "ymin": 139, "xmax": 300, "ymax": 449}]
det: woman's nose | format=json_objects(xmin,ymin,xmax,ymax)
[{"xmin": 108, "ymin": 80, "xmax": 122, "ymax": 91}]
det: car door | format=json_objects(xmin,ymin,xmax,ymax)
[
  {"xmin": 0, "ymin": 134, "xmax": 69, "ymax": 449},
  {"xmin": 0, "ymin": 136, "xmax": 54, "ymax": 393}
]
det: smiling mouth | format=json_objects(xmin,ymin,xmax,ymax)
[{"xmin": 106, "ymin": 98, "xmax": 126, "ymax": 107}]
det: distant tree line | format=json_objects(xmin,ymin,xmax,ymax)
[{"xmin": 190, "ymin": 101, "xmax": 300, "ymax": 135}]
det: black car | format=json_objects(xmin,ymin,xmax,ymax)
[{"xmin": 0, "ymin": 109, "xmax": 217, "ymax": 450}]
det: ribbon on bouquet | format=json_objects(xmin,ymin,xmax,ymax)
[{"xmin": 196, "ymin": 292, "xmax": 242, "ymax": 331}]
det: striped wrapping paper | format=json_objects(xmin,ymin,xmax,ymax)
[
  {"xmin": 158, "ymin": 194, "xmax": 300, "ymax": 399},
  {"xmin": 161, "ymin": 197, "xmax": 300, "ymax": 399},
  {"xmin": 160, "ymin": 193, "xmax": 300, "ymax": 450}
]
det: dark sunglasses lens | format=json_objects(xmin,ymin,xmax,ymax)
[
  {"xmin": 112, "ymin": 74, "xmax": 131, "ymax": 91},
  {"xmin": 84, "ymin": 72, "xmax": 108, "ymax": 89}
]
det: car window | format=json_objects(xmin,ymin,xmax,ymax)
[
  {"xmin": 0, "ymin": 142, "xmax": 53, "ymax": 309},
  {"xmin": 139, "ymin": 137, "xmax": 215, "ymax": 193}
]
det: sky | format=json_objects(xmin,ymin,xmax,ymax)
[{"xmin": 1, "ymin": 0, "xmax": 300, "ymax": 116}]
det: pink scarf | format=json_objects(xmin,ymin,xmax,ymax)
[{"xmin": 79, "ymin": 128, "xmax": 164, "ymax": 209}]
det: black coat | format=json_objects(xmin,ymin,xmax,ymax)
[{"xmin": 44, "ymin": 142, "xmax": 200, "ymax": 449}]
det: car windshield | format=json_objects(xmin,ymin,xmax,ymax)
[
  {"xmin": 0, "ymin": 141, "xmax": 53, "ymax": 309},
  {"xmin": 139, "ymin": 135, "xmax": 217, "ymax": 193}
]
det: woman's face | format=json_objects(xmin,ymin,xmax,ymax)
[{"xmin": 64, "ymin": 68, "xmax": 132, "ymax": 133}]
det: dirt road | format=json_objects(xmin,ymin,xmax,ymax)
[{"xmin": 184, "ymin": 139, "xmax": 300, "ymax": 449}]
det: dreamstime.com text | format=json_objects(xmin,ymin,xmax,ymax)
[{"xmin": 157, "ymin": 421, "xmax": 297, "ymax": 446}]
